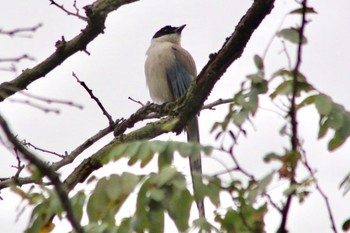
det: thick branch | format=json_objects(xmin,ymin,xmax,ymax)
[{"xmin": 0, "ymin": 0, "xmax": 138, "ymax": 101}]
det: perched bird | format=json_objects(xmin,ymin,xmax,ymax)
[{"xmin": 145, "ymin": 24, "xmax": 205, "ymax": 217}]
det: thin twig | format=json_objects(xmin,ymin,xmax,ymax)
[
  {"xmin": 202, "ymin": 98, "xmax": 234, "ymax": 110},
  {"xmin": 0, "ymin": 54, "xmax": 35, "ymax": 63},
  {"xmin": 278, "ymin": 1, "xmax": 308, "ymax": 232},
  {"xmin": 20, "ymin": 92, "xmax": 83, "ymax": 109},
  {"xmin": 72, "ymin": 72, "xmax": 114, "ymax": 125},
  {"xmin": 22, "ymin": 140, "xmax": 65, "ymax": 158},
  {"xmin": 128, "ymin": 96, "xmax": 144, "ymax": 106},
  {"xmin": 12, "ymin": 149, "xmax": 25, "ymax": 178},
  {"xmin": 301, "ymin": 149, "xmax": 338, "ymax": 233},
  {"xmin": 8, "ymin": 98, "xmax": 60, "ymax": 114},
  {"xmin": 49, "ymin": 0, "xmax": 88, "ymax": 21},
  {"xmin": 0, "ymin": 114, "xmax": 84, "ymax": 233},
  {"xmin": 0, "ymin": 24, "xmax": 42, "ymax": 38}
]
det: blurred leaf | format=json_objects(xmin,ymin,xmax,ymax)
[
  {"xmin": 168, "ymin": 188, "xmax": 192, "ymax": 231},
  {"xmin": 290, "ymin": 7, "xmax": 317, "ymax": 14},
  {"xmin": 71, "ymin": 191, "xmax": 86, "ymax": 223},
  {"xmin": 87, "ymin": 179, "xmax": 109, "ymax": 222},
  {"xmin": 206, "ymin": 177, "xmax": 221, "ymax": 206},
  {"xmin": 263, "ymin": 152, "xmax": 281, "ymax": 163},
  {"xmin": 328, "ymin": 132, "xmax": 346, "ymax": 151},
  {"xmin": 233, "ymin": 109, "xmax": 249, "ymax": 126},
  {"xmin": 148, "ymin": 203, "xmax": 164, "ymax": 233},
  {"xmin": 38, "ymin": 222, "xmax": 55, "ymax": 233},
  {"xmin": 154, "ymin": 166, "xmax": 177, "ymax": 186},
  {"xmin": 297, "ymin": 94, "xmax": 317, "ymax": 109},
  {"xmin": 248, "ymin": 172, "xmax": 274, "ymax": 204},
  {"xmin": 277, "ymin": 28, "xmax": 307, "ymax": 44},
  {"xmin": 253, "ymin": 54, "xmax": 264, "ymax": 70},
  {"xmin": 149, "ymin": 188, "xmax": 165, "ymax": 202},
  {"xmin": 315, "ymin": 94, "xmax": 333, "ymax": 115},
  {"xmin": 87, "ymin": 173, "xmax": 140, "ymax": 224},
  {"xmin": 270, "ymin": 80, "xmax": 292, "ymax": 99},
  {"xmin": 343, "ymin": 218, "xmax": 350, "ymax": 231}
]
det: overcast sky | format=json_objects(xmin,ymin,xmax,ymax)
[{"xmin": 1, "ymin": 0, "xmax": 350, "ymax": 232}]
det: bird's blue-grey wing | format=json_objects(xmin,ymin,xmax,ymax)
[{"xmin": 166, "ymin": 45, "xmax": 197, "ymax": 99}]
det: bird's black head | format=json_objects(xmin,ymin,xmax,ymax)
[{"xmin": 152, "ymin": 25, "xmax": 186, "ymax": 39}]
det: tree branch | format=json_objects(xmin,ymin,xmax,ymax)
[
  {"xmin": 0, "ymin": 114, "xmax": 84, "ymax": 233},
  {"xmin": 0, "ymin": 0, "xmax": 138, "ymax": 102},
  {"xmin": 278, "ymin": 1, "xmax": 308, "ymax": 232}
]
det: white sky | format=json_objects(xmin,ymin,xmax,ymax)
[{"xmin": 1, "ymin": 0, "xmax": 350, "ymax": 232}]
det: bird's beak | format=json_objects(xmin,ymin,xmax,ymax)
[{"xmin": 175, "ymin": 24, "xmax": 186, "ymax": 33}]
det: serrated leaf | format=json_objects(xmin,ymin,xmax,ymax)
[
  {"xmin": 315, "ymin": 94, "xmax": 333, "ymax": 115},
  {"xmin": 277, "ymin": 28, "xmax": 307, "ymax": 44}
]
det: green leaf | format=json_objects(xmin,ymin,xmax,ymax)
[
  {"xmin": 87, "ymin": 179, "xmax": 109, "ymax": 222},
  {"xmin": 290, "ymin": 7, "xmax": 317, "ymax": 14},
  {"xmin": 168, "ymin": 189, "xmax": 192, "ymax": 231},
  {"xmin": 254, "ymin": 54, "xmax": 264, "ymax": 70},
  {"xmin": 315, "ymin": 94, "xmax": 333, "ymax": 115},
  {"xmin": 328, "ymin": 132, "xmax": 346, "ymax": 151},
  {"xmin": 154, "ymin": 166, "xmax": 177, "ymax": 186},
  {"xmin": 206, "ymin": 177, "xmax": 221, "ymax": 206},
  {"xmin": 248, "ymin": 172, "xmax": 274, "ymax": 204},
  {"xmin": 342, "ymin": 218, "xmax": 350, "ymax": 231},
  {"xmin": 233, "ymin": 109, "xmax": 249, "ymax": 126},
  {"xmin": 277, "ymin": 28, "xmax": 307, "ymax": 44},
  {"xmin": 297, "ymin": 95, "xmax": 317, "ymax": 109},
  {"xmin": 71, "ymin": 191, "xmax": 86, "ymax": 223},
  {"xmin": 102, "ymin": 143, "xmax": 128, "ymax": 163},
  {"xmin": 149, "ymin": 188, "xmax": 165, "ymax": 202},
  {"xmin": 148, "ymin": 204, "xmax": 164, "ymax": 233},
  {"xmin": 270, "ymin": 80, "xmax": 292, "ymax": 99}
]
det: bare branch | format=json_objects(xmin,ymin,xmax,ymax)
[
  {"xmin": 0, "ymin": 54, "xmax": 35, "ymax": 63},
  {"xmin": 202, "ymin": 98, "xmax": 234, "ymax": 110},
  {"xmin": 0, "ymin": 23, "xmax": 42, "ymax": 38},
  {"xmin": 128, "ymin": 96, "xmax": 144, "ymax": 106},
  {"xmin": 20, "ymin": 91, "xmax": 83, "ymax": 109},
  {"xmin": 301, "ymin": 150, "xmax": 338, "ymax": 233},
  {"xmin": 8, "ymin": 98, "xmax": 60, "ymax": 114},
  {"xmin": 0, "ymin": 0, "xmax": 139, "ymax": 102},
  {"xmin": 72, "ymin": 72, "xmax": 114, "ymax": 125},
  {"xmin": 22, "ymin": 140, "xmax": 65, "ymax": 158},
  {"xmin": 0, "ymin": 113, "xmax": 84, "ymax": 233},
  {"xmin": 278, "ymin": 1, "xmax": 308, "ymax": 232},
  {"xmin": 49, "ymin": 0, "xmax": 88, "ymax": 21}
]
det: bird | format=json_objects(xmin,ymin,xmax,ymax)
[{"xmin": 144, "ymin": 24, "xmax": 205, "ymax": 217}]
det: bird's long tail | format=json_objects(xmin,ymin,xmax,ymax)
[{"xmin": 186, "ymin": 116, "xmax": 205, "ymax": 218}]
